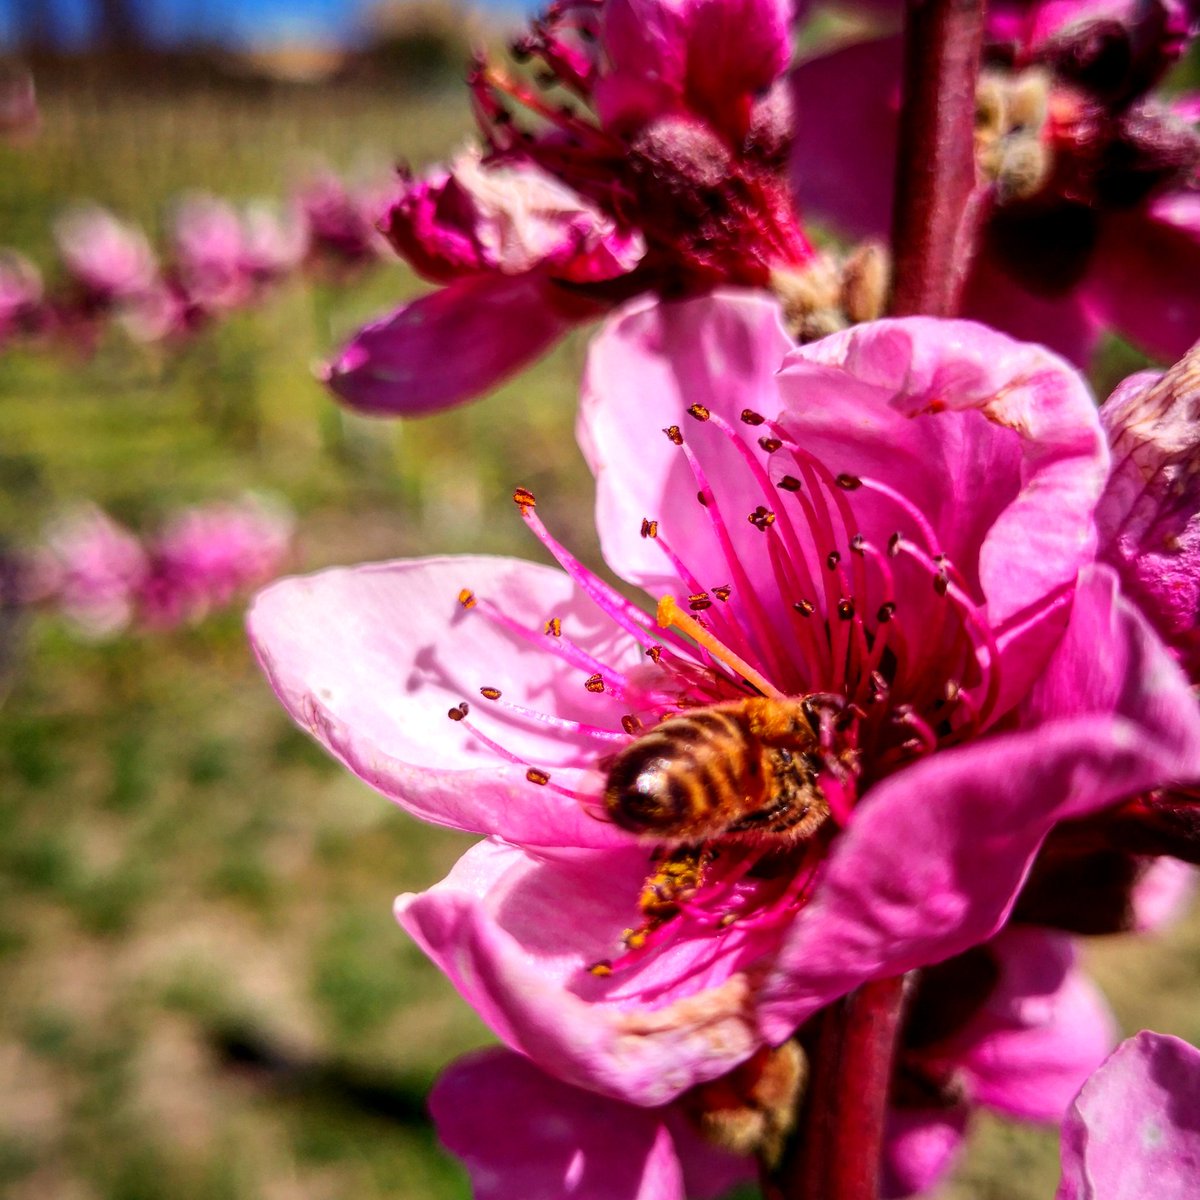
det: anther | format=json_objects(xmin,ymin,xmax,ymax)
[
  {"xmin": 480, "ymin": 687, "xmax": 502, "ymax": 700},
  {"xmin": 837, "ymin": 598, "xmax": 855, "ymax": 620},
  {"xmin": 588, "ymin": 960, "xmax": 613, "ymax": 977},
  {"xmin": 513, "ymin": 486, "xmax": 537, "ymax": 509},
  {"xmin": 777, "ymin": 475, "xmax": 802, "ymax": 492},
  {"xmin": 758, "ymin": 437, "xmax": 783, "ymax": 454},
  {"xmin": 646, "ymin": 645, "xmax": 663, "ymax": 663},
  {"xmin": 741, "ymin": 409, "xmax": 766, "ymax": 426},
  {"xmin": 944, "ymin": 679, "xmax": 961, "ymax": 702},
  {"xmin": 748, "ymin": 506, "xmax": 776, "ymax": 531},
  {"xmin": 688, "ymin": 404, "xmax": 711, "ymax": 422},
  {"xmin": 585, "ymin": 673, "xmax": 606, "ymax": 693},
  {"xmin": 697, "ymin": 491, "xmax": 709, "ymax": 507},
  {"xmin": 793, "ymin": 599, "xmax": 815, "ymax": 617},
  {"xmin": 458, "ymin": 588, "xmax": 477, "ymax": 609},
  {"xmin": 641, "ymin": 518, "xmax": 659, "ymax": 539},
  {"xmin": 664, "ymin": 425, "xmax": 683, "ymax": 445},
  {"xmin": 448, "ymin": 703, "xmax": 469, "ymax": 721},
  {"xmin": 877, "ymin": 601, "xmax": 897, "ymax": 623},
  {"xmin": 526, "ymin": 767, "xmax": 551, "ymax": 786},
  {"xmin": 621, "ymin": 714, "xmax": 643, "ymax": 735},
  {"xmin": 933, "ymin": 571, "xmax": 950, "ymax": 597},
  {"xmin": 849, "ymin": 534, "xmax": 866, "ymax": 555},
  {"xmin": 713, "ymin": 585, "xmax": 732, "ymax": 602},
  {"xmin": 836, "ymin": 473, "xmax": 863, "ymax": 490},
  {"xmin": 826, "ymin": 550, "xmax": 841, "ymax": 570},
  {"xmin": 688, "ymin": 592, "xmax": 712, "ymax": 611},
  {"xmin": 887, "ymin": 532, "xmax": 902, "ymax": 558},
  {"xmin": 545, "ymin": 617, "xmax": 562, "ymax": 637}
]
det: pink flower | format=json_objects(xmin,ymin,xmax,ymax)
[
  {"xmin": 32, "ymin": 505, "xmax": 149, "ymax": 639},
  {"xmin": 239, "ymin": 200, "xmax": 309, "ymax": 286},
  {"xmin": 886, "ymin": 927, "xmax": 1117, "ymax": 1196},
  {"xmin": 1057, "ymin": 1030, "xmax": 1200, "ymax": 1198},
  {"xmin": 169, "ymin": 193, "xmax": 255, "ymax": 314},
  {"xmin": 297, "ymin": 172, "xmax": 386, "ymax": 274},
  {"xmin": 53, "ymin": 204, "xmax": 159, "ymax": 310},
  {"xmin": 790, "ymin": 0, "xmax": 1200, "ymax": 363},
  {"xmin": 249, "ymin": 294, "xmax": 1200, "ymax": 1107},
  {"xmin": 323, "ymin": 0, "xmax": 816, "ymax": 416},
  {"xmin": 138, "ymin": 495, "xmax": 294, "ymax": 630}
]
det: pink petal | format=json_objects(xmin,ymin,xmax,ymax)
[
  {"xmin": 579, "ymin": 289, "xmax": 795, "ymax": 598},
  {"xmin": 777, "ymin": 317, "xmax": 1109, "ymax": 634},
  {"xmin": 1131, "ymin": 858, "xmax": 1197, "ymax": 931},
  {"xmin": 1096, "ymin": 351, "xmax": 1200, "ymax": 671},
  {"xmin": 397, "ymin": 839, "xmax": 764, "ymax": 1105},
  {"xmin": 1056, "ymin": 1031, "xmax": 1200, "ymax": 1199},
  {"xmin": 882, "ymin": 1107, "xmax": 968, "ymax": 1200},
  {"xmin": 1083, "ymin": 202, "xmax": 1200, "ymax": 364},
  {"xmin": 757, "ymin": 566, "xmax": 1200, "ymax": 1043},
  {"xmin": 247, "ymin": 556, "xmax": 640, "ymax": 849},
  {"xmin": 322, "ymin": 275, "xmax": 583, "ymax": 416},
  {"xmin": 955, "ymin": 928, "xmax": 1118, "ymax": 1122},
  {"xmin": 789, "ymin": 37, "xmax": 902, "ymax": 240},
  {"xmin": 431, "ymin": 1048, "xmax": 751, "ymax": 1200}
]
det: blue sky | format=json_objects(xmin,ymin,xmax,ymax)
[{"xmin": 0, "ymin": 0, "xmax": 521, "ymax": 48}]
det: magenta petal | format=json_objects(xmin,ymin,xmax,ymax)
[
  {"xmin": 757, "ymin": 565, "xmax": 1200, "ymax": 1043},
  {"xmin": 322, "ymin": 275, "xmax": 579, "ymax": 416},
  {"xmin": 431, "ymin": 1048, "xmax": 752, "ymax": 1200},
  {"xmin": 579, "ymin": 289, "xmax": 794, "ymax": 597},
  {"xmin": 789, "ymin": 37, "xmax": 902, "ymax": 240},
  {"xmin": 397, "ymin": 839, "xmax": 763, "ymax": 1105},
  {"xmin": 1083, "ymin": 202, "xmax": 1200, "ymax": 363},
  {"xmin": 957, "ymin": 928, "xmax": 1117, "ymax": 1123},
  {"xmin": 882, "ymin": 1107, "xmax": 968, "ymax": 1200},
  {"xmin": 1056, "ymin": 1031, "xmax": 1200, "ymax": 1200},
  {"xmin": 247, "ymin": 557, "xmax": 640, "ymax": 849}
]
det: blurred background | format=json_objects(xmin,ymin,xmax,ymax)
[{"xmin": 1, "ymin": 4, "xmax": 1198, "ymax": 1199}]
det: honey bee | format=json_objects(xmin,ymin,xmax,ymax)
[{"xmin": 603, "ymin": 698, "xmax": 830, "ymax": 845}]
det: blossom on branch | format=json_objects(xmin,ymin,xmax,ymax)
[{"xmin": 250, "ymin": 295, "xmax": 1200, "ymax": 1121}]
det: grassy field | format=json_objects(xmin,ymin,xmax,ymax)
[{"xmin": 0, "ymin": 65, "xmax": 1198, "ymax": 1200}]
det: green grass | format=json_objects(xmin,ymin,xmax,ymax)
[{"xmin": 0, "ymin": 61, "xmax": 1197, "ymax": 1200}]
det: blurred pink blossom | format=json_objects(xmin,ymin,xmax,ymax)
[
  {"xmin": 31, "ymin": 505, "xmax": 148, "ymax": 639},
  {"xmin": 0, "ymin": 249, "xmax": 45, "ymax": 347},
  {"xmin": 297, "ymin": 171, "xmax": 387, "ymax": 273},
  {"xmin": 53, "ymin": 204, "xmax": 160, "ymax": 311},
  {"xmin": 251, "ymin": 295, "xmax": 1200, "ymax": 1108}
]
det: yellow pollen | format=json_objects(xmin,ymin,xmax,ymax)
[{"xmin": 656, "ymin": 595, "xmax": 786, "ymax": 700}]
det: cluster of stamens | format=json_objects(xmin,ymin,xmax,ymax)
[{"xmin": 443, "ymin": 404, "xmax": 1004, "ymax": 987}]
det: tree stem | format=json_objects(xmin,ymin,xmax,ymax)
[
  {"xmin": 889, "ymin": 0, "xmax": 987, "ymax": 317},
  {"xmin": 780, "ymin": 976, "xmax": 908, "ymax": 1200}
]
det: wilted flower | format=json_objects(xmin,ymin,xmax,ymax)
[
  {"xmin": 323, "ymin": 0, "xmax": 837, "ymax": 416},
  {"xmin": 791, "ymin": 0, "xmax": 1199, "ymax": 362},
  {"xmin": 251, "ymin": 294, "xmax": 1200, "ymax": 1110}
]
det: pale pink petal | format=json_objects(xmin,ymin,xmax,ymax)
[
  {"xmin": 578, "ymin": 289, "xmax": 795, "ymax": 599},
  {"xmin": 322, "ymin": 275, "xmax": 583, "ymax": 415},
  {"xmin": 1131, "ymin": 858, "xmax": 1197, "ymax": 931},
  {"xmin": 882, "ymin": 1108, "xmax": 967, "ymax": 1200},
  {"xmin": 1056, "ymin": 1031, "xmax": 1200, "ymax": 1199},
  {"xmin": 1083, "ymin": 203, "xmax": 1200, "ymax": 364},
  {"xmin": 54, "ymin": 204, "xmax": 159, "ymax": 303},
  {"xmin": 247, "ymin": 557, "xmax": 642, "ymax": 850},
  {"xmin": 789, "ymin": 37, "xmax": 902, "ymax": 240},
  {"xmin": 777, "ymin": 317, "xmax": 1109, "ymax": 633},
  {"xmin": 757, "ymin": 566, "xmax": 1200, "ymax": 1043},
  {"xmin": 431, "ymin": 1048, "xmax": 751, "ymax": 1200},
  {"xmin": 397, "ymin": 839, "xmax": 764, "ymax": 1105},
  {"xmin": 956, "ymin": 928, "xmax": 1118, "ymax": 1122}
]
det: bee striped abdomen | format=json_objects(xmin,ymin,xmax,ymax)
[{"xmin": 603, "ymin": 699, "xmax": 828, "ymax": 846}]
